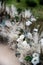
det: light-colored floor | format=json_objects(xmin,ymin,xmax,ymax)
[{"xmin": 0, "ymin": 44, "xmax": 20, "ymax": 65}]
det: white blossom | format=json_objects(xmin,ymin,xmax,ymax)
[
  {"xmin": 25, "ymin": 10, "xmax": 32, "ymax": 18},
  {"xmin": 33, "ymin": 28, "xmax": 38, "ymax": 32},
  {"xmin": 26, "ymin": 21, "xmax": 32, "ymax": 26},
  {"xmin": 32, "ymin": 53, "xmax": 39, "ymax": 58},
  {"xmin": 31, "ymin": 17, "xmax": 36, "ymax": 22},
  {"xmin": 31, "ymin": 57, "xmax": 39, "ymax": 65}
]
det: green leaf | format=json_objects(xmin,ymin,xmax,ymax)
[{"xmin": 24, "ymin": 56, "xmax": 32, "ymax": 62}]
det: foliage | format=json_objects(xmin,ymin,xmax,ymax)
[
  {"xmin": 20, "ymin": 29, "xmax": 24, "ymax": 34},
  {"xmin": 16, "ymin": 0, "xmax": 20, "ymax": 2},
  {"xmin": 39, "ymin": 0, "xmax": 43, "ymax": 5},
  {"xmin": 2, "ymin": 0, "xmax": 43, "ymax": 19},
  {"xmin": 24, "ymin": 55, "xmax": 32, "ymax": 62},
  {"xmin": 17, "ymin": 8, "xmax": 22, "ymax": 14},
  {"xmin": 15, "ymin": 16, "xmax": 19, "ymax": 22},
  {"xmin": 0, "ymin": 35, "xmax": 8, "ymax": 43},
  {"xmin": 25, "ymin": 0, "xmax": 37, "ymax": 7},
  {"xmin": 0, "ymin": 0, "xmax": 8, "ymax": 3}
]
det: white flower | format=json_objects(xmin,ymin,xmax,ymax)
[
  {"xmin": 17, "ymin": 38, "xmax": 21, "ymax": 42},
  {"xmin": 33, "ymin": 28, "xmax": 38, "ymax": 32},
  {"xmin": 25, "ymin": 10, "xmax": 32, "ymax": 18},
  {"xmin": 31, "ymin": 57, "xmax": 39, "ymax": 65},
  {"xmin": 26, "ymin": 21, "xmax": 32, "ymax": 26},
  {"xmin": 31, "ymin": 17, "xmax": 36, "ymax": 22},
  {"xmin": 17, "ymin": 34, "xmax": 25, "ymax": 42},
  {"xmin": 20, "ymin": 35, "xmax": 25, "ymax": 40},
  {"xmin": 22, "ymin": 41, "xmax": 27, "ymax": 47},
  {"xmin": 32, "ymin": 53, "xmax": 39, "ymax": 58}
]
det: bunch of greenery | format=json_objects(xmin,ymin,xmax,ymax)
[
  {"xmin": 39, "ymin": 0, "xmax": 43, "ymax": 5},
  {"xmin": 24, "ymin": 55, "xmax": 32, "ymax": 62},
  {"xmin": 25, "ymin": 0, "xmax": 37, "ymax": 7},
  {"xmin": 15, "ymin": 16, "xmax": 19, "ymax": 22},
  {"xmin": 16, "ymin": 0, "xmax": 20, "ymax": 2},
  {"xmin": 17, "ymin": 8, "xmax": 22, "ymax": 14}
]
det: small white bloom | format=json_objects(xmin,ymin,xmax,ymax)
[
  {"xmin": 20, "ymin": 35, "xmax": 25, "ymax": 40},
  {"xmin": 22, "ymin": 41, "xmax": 27, "ymax": 46},
  {"xmin": 33, "ymin": 28, "xmax": 38, "ymax": 32},
  {"xmin": 32, "ymin": 53, "xmax": 39, "ymax": 58},
  {"xmin": 31, "ymin": 57, "xmax": 39, "ymax": 65},
  {"xmin": 25, "ymin": 10, "xmax": 32, "ymax": 18},
  {"xmin": 31, "ymin": 17, "xmax": 36, "ymax": 22},
  {"xmin": 26, "ymin": 21, "xmax": 32, "ymax": 26}
]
